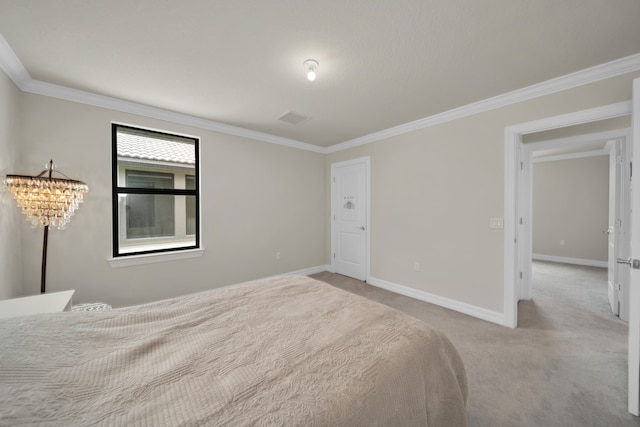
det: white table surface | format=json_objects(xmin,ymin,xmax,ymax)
[{"xmin": 0, "ymin": 290, "xmax": 75, "ymax": 319}]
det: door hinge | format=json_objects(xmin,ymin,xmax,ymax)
[
  {"xmin": 616, "ymin": 219, "xmax": 622, "ymax": 228},
  {"xmin": 333, "ymin": 176, "xmax": 336, "ymax": 183},
  {"xmin": 519, "ymin": 272, "xmax": 523, "ymax": 279},
  {"xmin": 333, "ymin": 252, "xmax": 336, "ymax": 259},
  {"xmin": 519, "ymin": 218, "xmax": 523, "ymax": 225},
  {"xmin": 520, "ymin": 161, "xmax": 524, "ymax": 171}
]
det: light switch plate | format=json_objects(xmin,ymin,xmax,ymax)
[{"xmin": 490, "ymin": 218, "xmax": 504, "ymax": 229}]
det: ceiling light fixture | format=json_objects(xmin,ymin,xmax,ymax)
[{"xmin": 303, "ymin": 59, "xmax": 319, "ymax": 82}]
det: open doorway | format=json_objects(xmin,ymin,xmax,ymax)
[
  {"xmin": 525, "ymin": 127, "xmax": 631, "ymax": 321},
  {"xmin": 503, "ymin": 102, "xmax": 639, "ymax": 414},
  {"xmin": 503, "ymin": 102, "xmax": 633, "ymax": 329},
  {"xmin": 524, "ymin": 138, "xmax": 631, "ymax": 420}
]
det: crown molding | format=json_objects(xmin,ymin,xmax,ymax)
[
  {"xmin": 325, "ymin": 53, "xmax": 640, "ymax": 153},
  {"xmin": 2, "ymin": 33, "xmax": 639, "ymax": 155},
  {"xmin": 0, "ymin": 35, "xmax": 324, "ymax": 154},
  {"xmin": 0, "ymin": 34, "xmax": 31, "ymax": 88},
  {"xmin": 21, "ymin": 79, "xmax": 326, "ymax": 154}
]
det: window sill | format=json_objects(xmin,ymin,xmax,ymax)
[
  {"xmin": 119, "ymin": 239, "xmax": 196, "ymax": 254},
  {"xmin": 108, "ymin": 248, "xmax": 204, "ymax": 268}
]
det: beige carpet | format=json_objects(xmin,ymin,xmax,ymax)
[{"xmin": 311, "ymin": 261, "xmax": 640, "ymax": 427}]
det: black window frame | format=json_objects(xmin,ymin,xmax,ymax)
[{"xmin": 111, "ymin": 123, "xmax": 200, "ymax": 258}]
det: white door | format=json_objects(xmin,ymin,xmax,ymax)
[
  {"xmin": 608, "ymin": 142, "xmax": 619, "ymax": 316},
  {"xmin": 628, "ymin": 77, "xmax": 640, "ymax": 416},
  {"xmin": 619, "ymin": 137, "xmax": 632, "ymax": 322},
  {"xmin": 331, "ymin": 158, "xmax": 369, "ymax": 281},
  {"xmin": 612, "ymin": 137, "xmax": 632, "ymax": 322}
]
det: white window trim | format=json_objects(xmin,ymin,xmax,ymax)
[{"xmin": 108, "ymin": 248, "xmax": 205, "ymax": 268}]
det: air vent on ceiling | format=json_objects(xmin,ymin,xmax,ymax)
[{"xmin": 278, "ymin": 111, "xmax": 311, "ymax": 125}]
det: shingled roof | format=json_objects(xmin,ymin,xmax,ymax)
[{"xmin": 116, "ymin": 131, "xmax": 195, "ymax": 165}]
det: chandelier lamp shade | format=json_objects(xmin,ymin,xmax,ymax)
[{"xmin": 4, "ymin": 160, "xmax": 88, "ymax": 294}]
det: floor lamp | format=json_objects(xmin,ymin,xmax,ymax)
[{"xmin": 4, "ymin": 160, "xmax": 89, "ymax": 294}]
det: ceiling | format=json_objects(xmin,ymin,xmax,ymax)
[{"xmin": 1, "ymin": 0, "xmax": 639, "ymax": 148}]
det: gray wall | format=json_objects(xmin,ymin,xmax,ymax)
[
  {"xmin": 327, "ymin": 71, "xmax": 640, "ymax": 314},
  {"xmin": 9, "ymin": 90, "xmax": 326, "ymax": 307},
  {"xmin": 3, "ymin": 66, "xmax": 640, "ymax": 317},
  {"xmin": 532, "ymin": 156, "xmax": 609, "ymax": 262},
  {"xmin": 0, "ymin": 69, "xmax": 22, "ymax": 299}
]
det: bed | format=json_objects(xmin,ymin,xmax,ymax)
[{"xmin": 0, "ymin": 275, "xmax": 467, "ymax": 426}]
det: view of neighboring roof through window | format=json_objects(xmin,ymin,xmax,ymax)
[{"xmin": 112, "ymin": 124, "xmax": 200, "ymax": 257}]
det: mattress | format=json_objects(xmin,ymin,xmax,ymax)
[{"xmin": 0, "ymin": 275, "xmax": 467, "ymax": 426}]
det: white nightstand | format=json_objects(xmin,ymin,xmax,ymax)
[{"xmin": 0, "ymin": 290, "xmax": 75, "ymax": 319}]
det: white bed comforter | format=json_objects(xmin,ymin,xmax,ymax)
[{"xmin": 0, "ymin": 275, "xmax": 467, "ymax": 426}]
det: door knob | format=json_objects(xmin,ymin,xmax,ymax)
[
  {"xmin": 618, "ymin": 258, "xmax": 640, "ymax": 269},
  {"xmin": 603, "ymin": 228, "xmax": 612, "ymax": 235},
  {"xmin": 359, "ymin": 226, "xmax": 366, "ymax": 231}
]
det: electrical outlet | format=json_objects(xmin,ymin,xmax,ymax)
[
  {"xmin": 414, "ymin": 262, "xmax": 420, "ymax": 272},
  {"xmin": 276, "ymin": 251, "xmax": 281, "ymax": 260}
]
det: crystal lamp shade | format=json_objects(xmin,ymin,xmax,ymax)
[{"xmin": 4, "ymin": 175, "xmax": 89, "ymax": 229}]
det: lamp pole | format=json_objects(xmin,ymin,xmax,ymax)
[
  {"xmin": 40, "ymin": 159, "xmax": 53, "ymax": 294},
  {"xmin": 41, "ymin": 226, "xmax": 49, "ymax": 294}
]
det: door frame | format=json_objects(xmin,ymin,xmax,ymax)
[
  {"xmin": 608, "ymin": 140, "xmax": 620, "ymax": 317},
  {"xmin": 628, "ymin": 78, "xmax": 640, "ymax": 415},
  {"xmin": 330, "ymin": 156, "xmax": 371, "ymax": 281},
  {"xmin": 503, "ymin": 101, "xmax": 632, "ymax": 328},
  {"xmin": 610, "ymin": 137, "xmax": 632, "ymax": 321},
  {"xmin": 516, "ymin": 129, "xmax": 631, "ymax": 303}
]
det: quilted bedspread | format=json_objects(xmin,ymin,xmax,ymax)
[{"xmin": 0, "ymin": 275, "xmax": 467, "ymax": 426}]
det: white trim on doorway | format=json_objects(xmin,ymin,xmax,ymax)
[
  {"xmin": 503, "ymin": 101, "xmax": 632, "ymax": 328},
  {"xmin": 330, "ymin": 157, "xmax": 371, "ymax": 282}
]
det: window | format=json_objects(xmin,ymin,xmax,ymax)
[
  {"xmin": 125, "ymin": 170, "xmax": 175, "ymax": 238},
  {"xmin": 112, "ymin": 124, "xmax": 199, "ymax": 257},
  {"xmin": 185, "ymin": 175, "xmax": 196, "ymax": 235}
]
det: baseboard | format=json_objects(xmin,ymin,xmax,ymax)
[
  {"xmin": 242, "ymin": 266, "xmax": 506, "ymax": 327},
  {"xmin": 223, "ymin": 265, "xmax": 330, "ymax": 289},
  {"xmin": 288, "ymin": 265, "xmax": 331, "ymax": 276},
  {"xmin": 532, "ymin": 254, "xmax": 607, "ymax": 268},
  {"xmin": 367, "ymin": 276, "xmax": 505, "ymax": 326}
]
